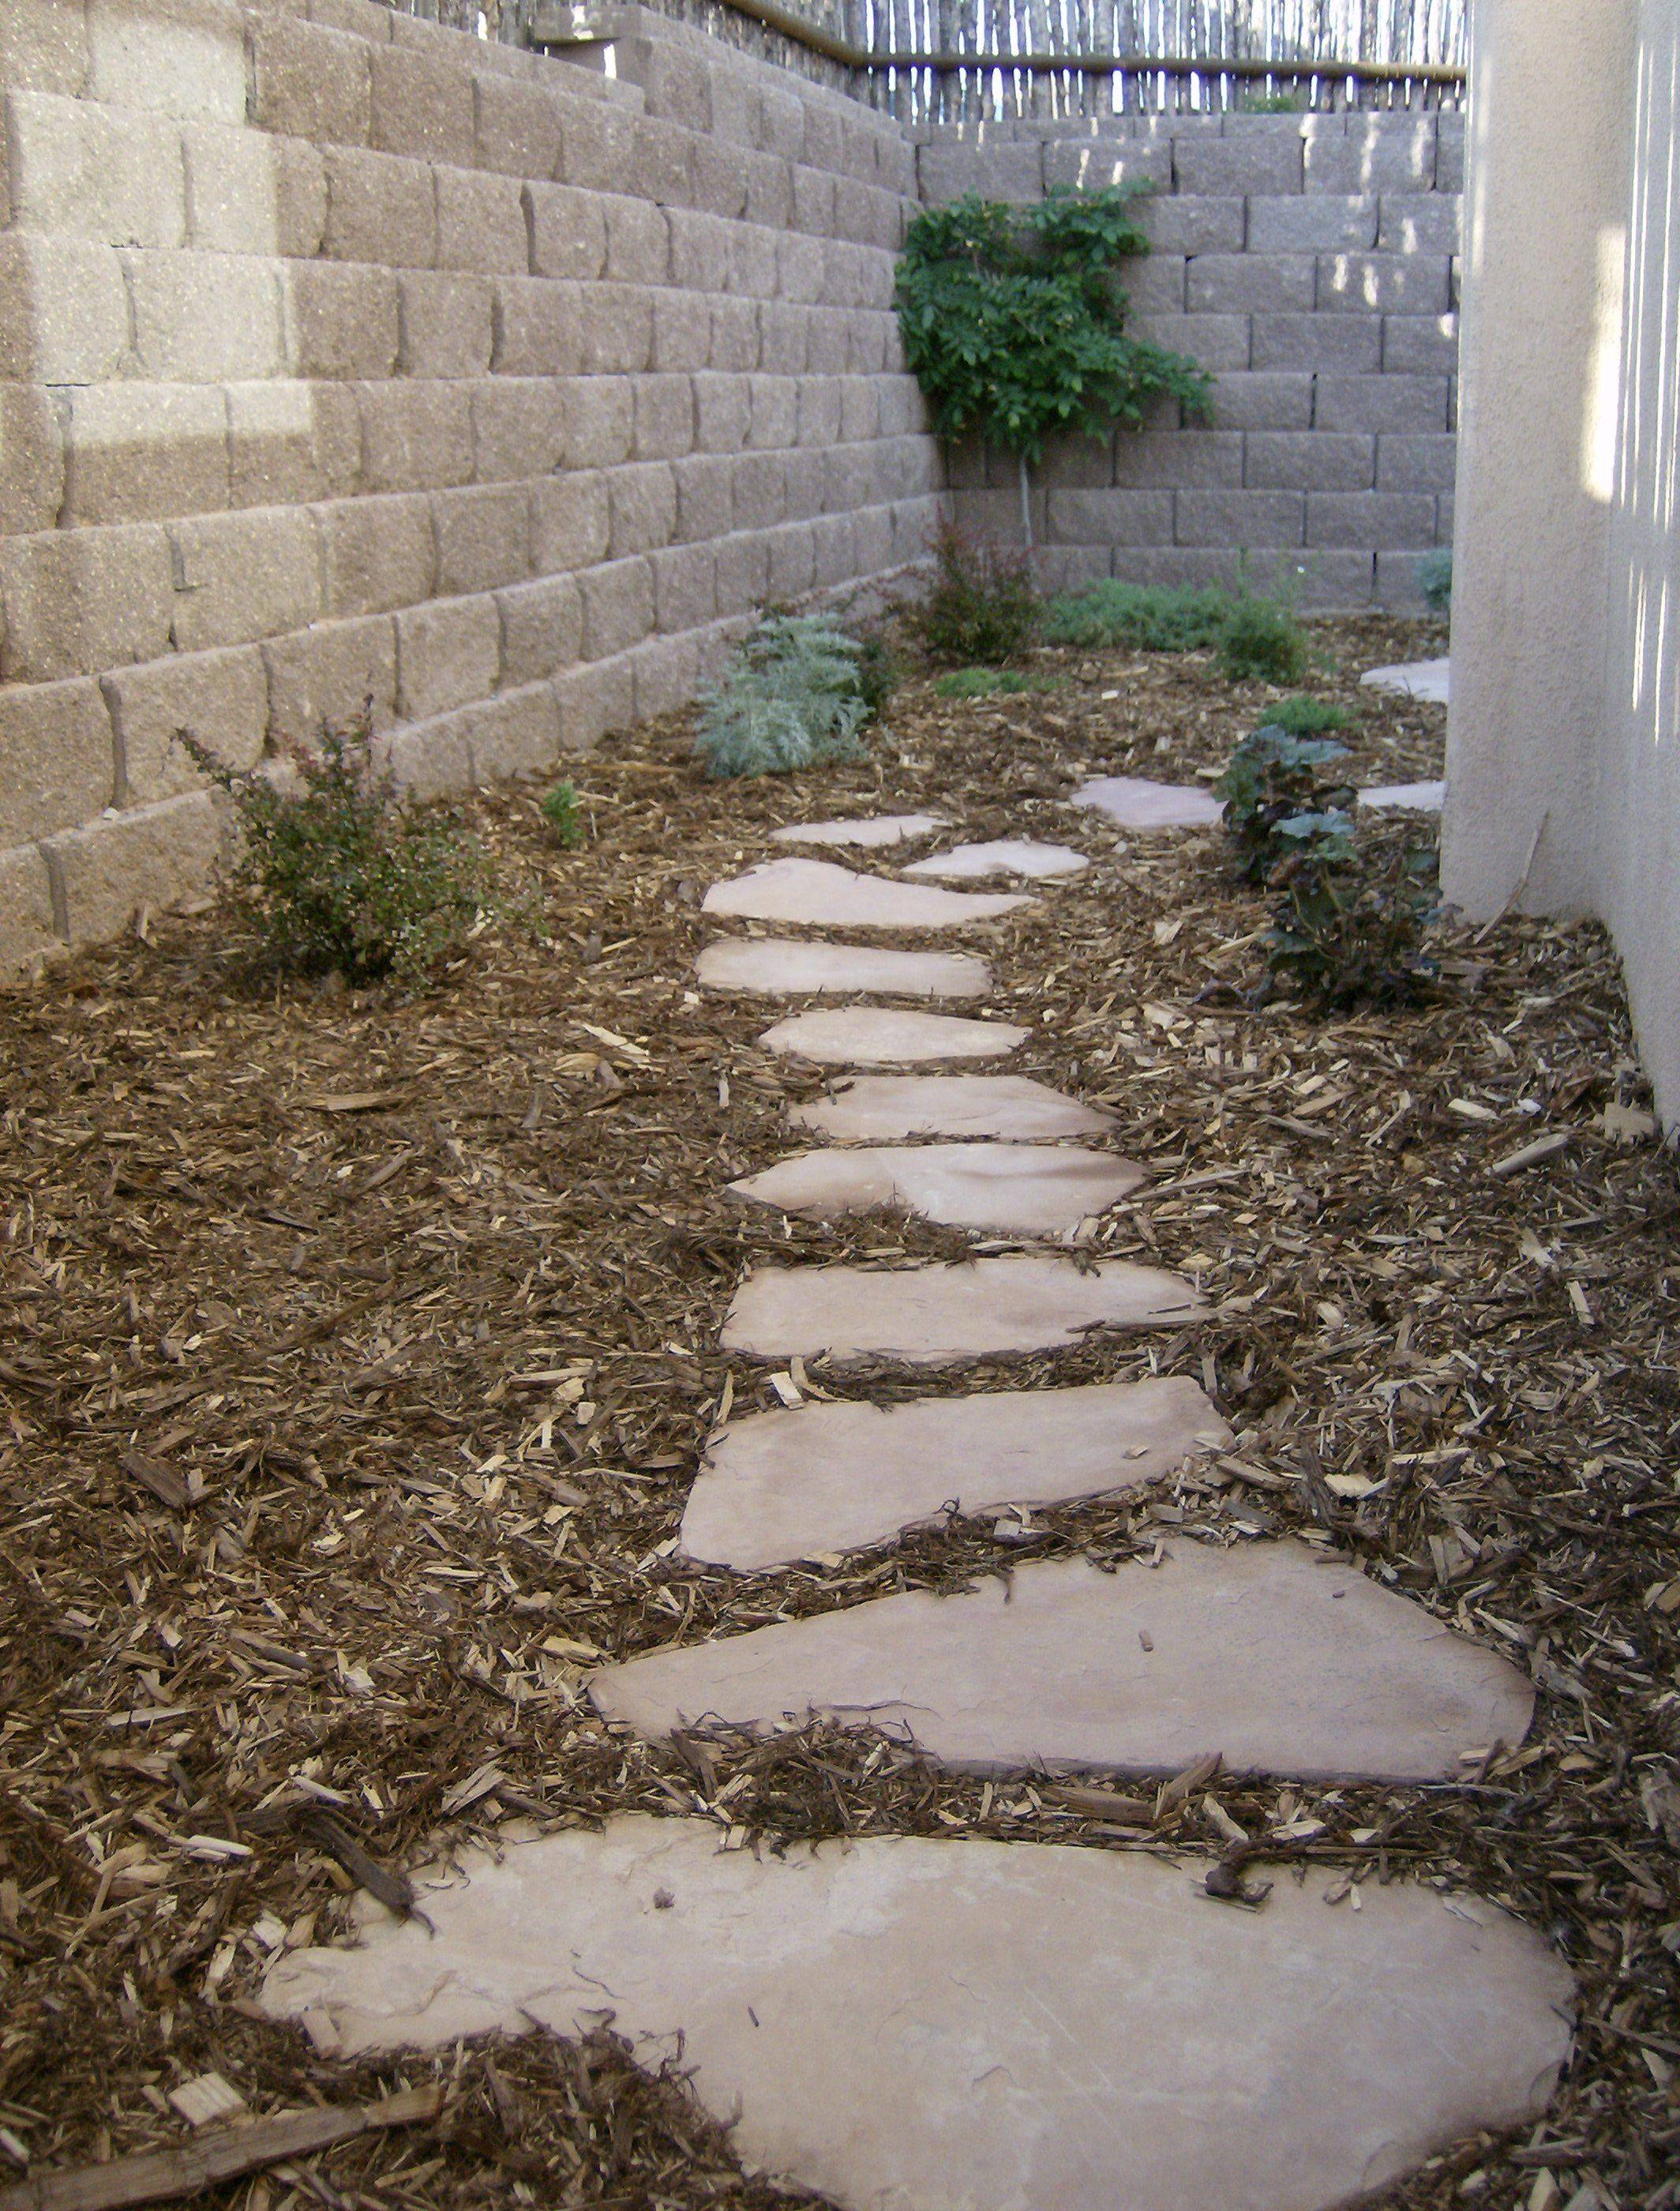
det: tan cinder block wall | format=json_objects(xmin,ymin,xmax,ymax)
[
  {"xmin": 0, "ymin": 0, "xmax": 942, "ymax": 968},
  {"xmin": 1445, "ymin": 0, "xmax": 1680, "ymax": 1128}
]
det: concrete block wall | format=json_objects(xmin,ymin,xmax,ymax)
[
  {"xmin": 918, "ymin": 111, "xmax": 1461, "ymax": 607},
  {"xmin": 0, "ymin": 0, "xmax": 939, "ymax": 969}
]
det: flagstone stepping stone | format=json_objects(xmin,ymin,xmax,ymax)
[
  {"xmin": 902, "ymin": 839, "xmax": 1089, "ymax": 882},
  {"xmin": 759, "ymin": 1008, "xmax": 1028, "ymax": 1065},
  {"xmin": 772, "ymin": 813, "xmax": 948, "ymax": 847},
  {"xmin": 721, "ymin": 1254, "xmax": 1208, "ymax": 1364},
  {"xmin": 727, "ymin": 1142, "xmax": 1146, "ymax": 1236},
  {"xmin": 262, "ymin": 1813, "xmax": 1573, "ymax": 2211},
  {"xmin": 1359, "ymin": 778, "xmax": 1446, "ymax": 811},
  {"xmin": 680, "ymin": 1375, "xmax": 1229, "ymax": 1569},
  {"xmin": 696, "ymin": 940, "xmax": 991, "ymax": 1000},
  {"xmin": 703, "ymin": 858, "xmax": 1032, "ymax": 931},
  {"xmin": 790, "ymin": 1072, "xmax": 1116, "ymax": 1143},
  {"xmin": 592, "ymin": 1544, "xmax": 1536, "ymax": 1785},
  {"xmin": 1361, "ymin": 655, "xmax": 1451, "ymax": 703},
  {"xmin": 1069, "ymin": 775, "xmax": 1225, "ymax": 829}
]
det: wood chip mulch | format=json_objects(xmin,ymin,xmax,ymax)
[{"xmin": 0, "ymin": 612, "xmax": 1675, "ymax": 2211}]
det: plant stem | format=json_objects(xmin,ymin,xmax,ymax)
[{"xmin": 1018, "ymin": 452, "xmax": 1033, "ymax": 551}]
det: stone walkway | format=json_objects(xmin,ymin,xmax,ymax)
[{"xmin": 264, "ymin": 801, "xmax": 1573, "ymax": 2211}]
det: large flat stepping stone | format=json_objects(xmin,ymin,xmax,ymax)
[
  {"xmin": 262, "ymin": 1814, "xmax": 1572, "ymax": 2211},
  {"xmin": 1070, "ymin": 775, "xmax": 1224, "ymax": 829},
  {"xmin": 1361, "ymin": 655, "xmax": 1451, "ymax": 703},
  {"xmin": 680, "ymin": 1376, "xmax": 1230, "ymax": 1569},
  {"xmin": 772, "ymin": 813, "xmax": 948, "ymax": 847},
  {"xmin": 721, "ymin": 1254, "xmax": 1208, "ymax": 1364},
  {"xmin": 703, "ymin": 858, "xmax": 1032, "ymax": 931},
  {"xmin": 696, "ymin": 940, "xmax": 991, "ymax": 1000},
  {"xmin": 592, "ymin": 1544, "xmax": 1536, "ymax": 1785},
  {"xmin": 790, "ymin": 1072, "xmax": 1116, "ymax": 1143},
  {"xmin": 728, "ymin": 1142, "xmax": 1146, "ymax": 1236},
  {"xmin": 760, "ymin": 1008, "xmax": 1028, "ymax": 1065},
  {"xmin": 1359, "ymin": 778, "xmax": 1446, "ymax": 812},
  {"xmin": 902, "ymin": 839, "xmax": 1089, "ymax": 882}
]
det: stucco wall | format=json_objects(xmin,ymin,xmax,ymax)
[
  {"xmin": 1445, "ymin": 0, "xmax": 1679, "ymax": 1128},
  {"xmin": 917, "ymin": 110, "xmax": 1462, "ymax": 606},
  {"xmin": 0, "ymin": 0, "xmax": 940, "ymax": 970}
]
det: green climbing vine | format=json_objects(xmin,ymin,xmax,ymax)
[{"xmin": 894, "ymin": 187, "xmax": 1214, "ymax": 545}]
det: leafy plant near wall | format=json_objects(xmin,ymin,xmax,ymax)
[
  {"xmin": 694, "ymin": 614, "xmax": 889, "ymax": 778},
  {"xmin": 1268, "ymin": 828, "xmax": 1440, "ymax": 1008},
  {"xmin": 1216, "ymin": 724, "xmax": 1358, "ymax": 882},
  {"xmin": 1419, "ymin": 546, "xmax": 1453, "ymax": 618},
  {"xmin": 919, "ymin": 520, "xmax": 1041, "ymax": 664},
  {"xmin": 894, "ymin": 187, "xmax": 1213, "ymax": 546}
]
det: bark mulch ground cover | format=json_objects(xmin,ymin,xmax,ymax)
[{"xmin": 0, "ymin": 612, "xmax": 1675, "ymax": 2211}]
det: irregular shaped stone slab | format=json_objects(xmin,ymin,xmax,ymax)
[
  {"xmin": 680, "ymin": 1375, "xmax": 1229, "ymax": 1569},
  {"xmin": 759, "ymin": 1008, "xmax": 1028, "ymax": 1065},
  {"xmin": 721, "ymin": 1254, "xmax": 1208, "ymax": 1364},
  {"xmin": 790, "ymin": 1072, "xmax": 1116, "ymax": 1143},
  {"xmin": 1359, "ymin": 779, "xmax": 1446, "ymax": 811},
  {"xmin": 728, "ymin": 1143, "xmax": 1146, "ymax": 1236},
  {"xmin": 1070, "ymin": 775, "xmax": 1224, "ymax": 830},
  {"xmin": 902, "ymin": 839, "xmax": 1089, "ymax": 882},
  {"xmin": 262, "ymin": 1814, "xmax": 1573, "ymax": 2211},
  {"xmin": 703, "ymin": 858, "xmax": 1032, "ymax": 931},
  {"xmin": 594, "ymin": 1545, "xmax": 1536, "ymax": 1785},
  {"xmin": 772, "ymin": 813, "xmax": 948, "ymax": 847},
  {"xmin": 1360, "ymin": 655, "xmax": 1451, "ymax": 703},
  {"xmin": 696, "ymin": 939, "xmax": 991, "ymax": 1000}
]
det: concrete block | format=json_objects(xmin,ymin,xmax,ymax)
[
  {"xmin": 316, "ymin": 491, "xmax": 437, "ymax": 617},
  {"xmin": 0, "ymin": 0, "xmax": 88, "ymax": 98},
  {"xmin": 0, "ymin": 525, "xmax": 173, "ymax": 683},
  {"xmin": 468, "ymin": 680, "xmax": 561, "ymax": 784},
  {"xmin": 1175, "ymin": 489, "xmax": 1305, "ymax": 546},
  {"xmin": 45, "ymin": 790, "xmax": 225, "ymax": 947},
  {"xmin": 1127, "ymin": 253, "xmax": 1186, "ymax": 313},
  {"xmin": 471, "ymin": 377, "xmax": 568, "ymax": 481},
  {"xmin": 369, "ymin": 44, "xmax": 474, "ymax": 166},
  {"xmin": 553, "ymin": 651, "xmax": 633, "ymax": 753},
  {"xmin": 59, "ymin": 381, "xmax": 230, "ymax": 524},
  {"xmin": 1319, "ymin": 251, "xmax": 1450, "ymax": 317},
  {"xmin": 558, "ymin": 99, "xmax": 639, "ymax": 195},
  {"xmin": 493, "ymin": 276, "xmax": 585, "ymax": 377},
  {"xmin": 0, "ymin": 678, "xmax": 116, "ymax": 840},
  {"xmin": 0, "ymin": 843, "xmax": 59, "ymax": 972},
  {"xmin": 849, "ymin": 503, "xmax": 894, "ymax": 576},
  {"xmin": 305, "ymin": 0, "xmax": 395, "ymax": 39},
  {"xmin": 323, "ymin": 148, "xmax": 437, "ymax": 268},
  {"xmin": 395, "ymin": 592, "xmax": 501, "ymax": 720},
  {"xmin": 1376, "ymin": 431, "xmax": 1457, "ymax": 496},
  {"xmin": 1307, "ymin": 489, "xmax": 1437, "ymax": 550},
  {"xmin": 1044, "ymin": 488, "xmax": 1176, "ymax": 546},
  {"xmin": 474, "ymin": 74, "xmax": 564, "ymax": 179},
  {"xmin": 437, "ymin": 170, "xmax": 529, "ymax": 275},
  {"xmin": 693, "ymin": 134, "xmax": 751, "ymax": 220},
  {"xmin": 103, "ymin": 641, "xmax": 267, "ymax": 801},
  {"xmin": 1291, "ymin": 550, "xmax": 1375, "ymax": 606},
  {"xmin": 0, "ymin": 385, "xmax": 65, "ymax": 533},
  {"xmin": 1435, "ymin": 114, "xmax": 1465, "ymax": 194},
  {"xmin": 577, "ymin": 556, "xmax": 653, "ymax": 659},
  {"xmin": 810, "ymin": 509, "xmax": 857, "ymax": 588},
  {"xmin": 609, "ymin": 460, "xmax": 676, "ymax": 557},
  {"xmin": 757, "ymin": 299, "xmax": 808, "ymax": 377},
  {"xmin": 1247, "ymin": 196, "xmax": 1378, "ymax": 253},
  {"xmin": 1185, "ymin": 253, "xmax": 1314, "ymax": 316},
  {"xmin": 604, "ymin": 195, "xmax": 670, "ymax": 285},
  {"xmin": 567, "ymin": 376, "xmax": 634, "ymax": 469},
  {"xmin": 128, "ymin": 250, "xmax": 285, "ymax": 381},
  {"xmin": 497, "ymin": 572, "xmax": 583, "ymax": 685},
  {"xmin": 263, "ymin": 611, "xmax": 398, "ymax": 746},
  {"xmin": 185, "ymin": 124, "xmax": 327, "ymax": 257},
  {"xmin": 1029, "ymin": 546, "xmax": 1112, "ymax": 594},
  {"xmin": 377, "ymin": 715, "xmax": 469, "ymax": 801},
  {"xmin": 712, "ymin": 528, "xmax": 770, "ymax": 616},
  {"xmin": 1382, "ymin": 311, "xmax": 1458, "ymax": 375},
  {"xmin": 919, "ymin": 141, "xmax": 1044, "ymax": 205},
  {"xmin": 1251, "ymin": 313, "xmax": 1380, "ymax": 374},
  {"xmin": 789, "ymin": 163, "xmax": 832, "ymax": 235},
  {"xmin": 776, "ymin": 229, "xmax": 825, "ymax": 306},
  {"xmin": 694, "ymin": 372, "xmax": 750, "ymax": 455},
  {"xmin": 647, "ymin": 540, "xmax": 714, "ymax": 633},
  {"xmin": 86, "ymin": 0, "xmax": 245, "ymax": 122},
  {"xmin": 531, "ymin": 470, "xmax": 610, "ymax": 572},
  {"xmin": 1207, "ymin": 372, "xmax": 1313, "ymax": 431},
  {"xmin": 741, "ymin": 148, "xmax": 792, "ymax": 229},
  {"xmin": 1134, "ymin": 195, "xmax": 1243, "ymax": 256},
  {"xmin": 734, "ymin": 449, "xmax": 786, "ymax": 531},
  {"xmin": 433, "ymin": 481, "xmax": 531, "ymax": 595},
  {"xmin": 527, "ymin": 182, "xmax": 607, "ymax": 281},
  {"xmin": 835, "ymin": 379, "xmax": 876, "ymax": 444},
  {"xmin": 634, "ymin": 114, "xmax": 694, "ymax": 209},
  {"xmin": 1110, "ymin": 430, "xmax": 1244, "ymax": 489},
  {"xmin": 1175, "ymin": 133, "xmax": 1302, "ymax": 195},
  {"xmin": 286, "ymin": 259, "xmax": 401, "ymax": 379},
  {"xmin": 0, "ymin": 235, "xmax": 129, "ymax": 382},
  {"xmin": 1376, "ymin": 193, "xmax": 1461, "ymax": 255},
  {"xmin": 1108, "ymin": 546, "xmax": 1247, "ymax": 595},
  {"xmin": 799, "ymin": 99, "xmax": 843, "ymax": 176},
  {"xmin": 672, "ymin": 452, "xmax": 733, "ymax": 544},
  {"xmin": 756, "ymin": 81, "xmax": 804, "ymax": 163},
  {"xmin": 1244, "ymin": 430, "xmax": 1374, "ymax": 493},
  {"xmin": 749, "ymin": 374, "xmax": 797, "ymax": 451},
  {"xmin": 1374, "ymin": 546, "xmax": 1442, "ymax": 607},
  {"xmin": 711, "ymin": 296, "xmax": 760, "ymax": 373},
  {"xmin": 227, "ymin": 379, "xmax": 359, "ymax": 506},
  {"xmin": 846, "ymin": 311, "xmax": 889, "ymax": 377},
  {"xmin": 358, "ymin": 380, "xmax": 474, "ymax": 494},
  {"xmin": 1307, "ymin": 116, "xmax": 1434, "ymax": 195},
  {"xmin": 169, "ymin": 506, "xmax": 320, "ymax": 651},
  {"xmin": 630, "ymin": 630, "xmax": 699, "ymax": 721},
  {"xmin": 252, "ymin": 17, "xmax": 373, "ymax": 147},
  {"xmin": 804, "ymin": 307, "xmax": 851, "ymax": 375},
  {"xmin": 1315, "ymin": 374, "xmax": 1449, "ymax": 434},
  {"xmin": 1044, "ymin": 140, "xmax": 1169, "ymax": 194},
  {"xmin": 579, "ymin": 283, "xmax": 654, "ymax": 374},
  {"xmin": 399, "ymin": 269, "xmax": 493, "ymax": 377},
  {"xmin": 633, "ymin": 374, "xmax": 694, "ymax": 462},
  {"xmin": 6, "ymin": 90, "xmax": 186, "ymax": 250},
  {"xmin": 1127, "ymin": 312, "xmax": 1251, "ymax": 374},
  {"xmin": 666, "ymin": 208, "xmax": 730, "ymax": 295}
]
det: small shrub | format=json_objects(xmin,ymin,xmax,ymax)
[
  {"xmin": 934, "ymin": 666, "xmax": 1054, "ymax": 699},
  {"xmin": 695, "ymin": 613, "xmax": 882, "ymax": 779},
  {"xmin": 852, "ymin": 634, "xmax": 901, "ymax": 720},
  {"xmin": 1419, "ymin": 546, "xmax": 1453, "ymax": 617},
  {"xmin": 1268, "ymin": 828, "xmax": 1439, "ymax": 1008},
  {"xmin": 1041, "ymin": 579, "xmax": 1236, "ymax": 652},
  {"xmin": 1216, "ymin": 725, "xmax": 1357, "ymax": 882},
  {"xmin": 918, "ymin": 522, "xmax": 1040, "ymax": 665},
  {"xmin": 1217, "ymin": 591, "xmax": 1311, "ymax": 685},
  {"xmin": 178, "ymin": 719, "xmax": 492, "ymax": 984},
  {"xmin": 1266, "ymin": 695, "xmax": 1352, "ymax": 737},
  {"xmin": 541, "ymin": 779, "xmax": 585, "ymax": 848}
]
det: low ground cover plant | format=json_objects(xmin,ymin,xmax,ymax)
[
  {"xmin": 179, "ymin": 719, "xmax": 492, "ymax": 983},
  {"xmin": 933, "ymin": 666, "xmax": 1056, "ymax": 698},
  {"xmin": 1042, "ymin": 578, "xmax": 1311, "ymax": 683},
  {"xmin": 694, "ymin": 614, "xmax": 887, "ymax": 778},
  {"xmin": 1264, "ymin": 695, "xmax": 1352, "ymax": 736},
  {"xmin": 1419, "ymin": 546, "xmax": 1453, "ymax": 617},
  {"xmin": 917, "ymin": 522, "xmax": 1040, "ymax": 665},
  {"xmin": 541, "ymin": 779, "xmax": 586, "ymax": 848},
  {"xmin": 1217, "ymin": 590, "xmax": 1311, "ymax": 685}
]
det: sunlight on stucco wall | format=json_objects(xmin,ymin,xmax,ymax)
[{"xmin": 1581, "ymin": 225, "xmax": 1628, "ymax": 504}]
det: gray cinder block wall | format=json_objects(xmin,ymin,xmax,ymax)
[
  {"xmin": 0, "ymin": 0, "xmax": 940, "ymax": 970},
  {"xmin": 917, "ymin": 111, "xmax": 1462, "ymax": 608}
]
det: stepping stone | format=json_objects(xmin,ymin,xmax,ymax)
[
  {"xmin": 696, "ymin": 940, "xmax": 990, "ymax": 1000},
  {"xmin": 902, "ymin": 839, "xmax": 1089, "ymax": 882},
  {"xmin": 721, "ymin": 1254, "xmax": 1208, "ymax": 1365},
  {"xmin": 679, "ymin": 1375, "xmax": 1230, "ymax": 1569},
  {"xmin": 703, "ymin": 858, "xmax": 1032, "ymax": 931},
  {"xmin": 1359, "ymin": 778, "xmax": 1446, "ymax": 812},
  {"xmin": 1360, "ymin": 655, "xmax": 1451, "ymax": 703},
  {"xmin": 727, "ymin": 1143, "xmax": 1146, "ymax": 1236},
  {"xmin": 1069, "ymin": 775, "xmax": 1224, "ymax": 829},
  {"xmin": 790, "ymin": 1072, "xmax": 1116, "ymax": 1143},
  {"xmin": 773, "ymin": 813, "xmax": 948, "ymax": 847},
  {"xmin": 759, "ymin": 1008, "xmax": 1028, "ymax": 1065},
  {"xmin": 263, "ymin": 1813, "xmax": 1573, "ymax": 2211},
  {"xmin": 592, "ymin": 1543, "xmax": 1536, "ymax": 1785}
]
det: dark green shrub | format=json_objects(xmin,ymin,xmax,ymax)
[
  {"xmin": 1419, "ymin": 546, "xmax": 1453, "ymax": 617},
  {"xmin": 695, "ymin": 614, "xmax": 882, "ymax": 779},
  {"xmin": 934, "ymin": 666, "xmax": 1055, "ymax": 699},
  {"xmin": 1041, "ymin": 579, "xmax": 1236, "ymax": 651},
  {"xmin": 1266, "ymin": 695, "xmax": 1352, "ymax": 737},
  {"xmin": 1217, "ymin": 591, "xmax": 1311, "ymax": 685},
  {"xmin": 852, "ymin": 634, "xmax": 901, "ymax": 720},
  {"xmin": 178, "ymin": 719, "xmax": 492, "ymax": 984},
  {"xmin": 918, "ymin": 521, "xmax": 1040, "ymax": 664},
  {"xmin": 541, "ymin": 779, "xmax": 585, "ymax": 848},
  {"xmin": 1268, "ymin": 828, "xmax": 1439, "ymax": 1008},
  {"xmin": 1216, "ymin": 726, "xmax": 1357, "ymax": 882}
]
